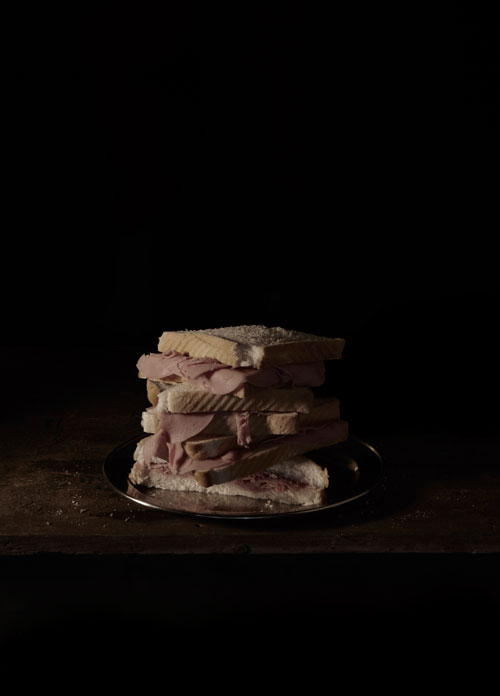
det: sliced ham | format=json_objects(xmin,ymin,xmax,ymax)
[
  {"xmin": 233, "ymin": 472, "xmax": 309, "ymax": 494},
  {"xmin": 143, "ymin": 419, "xmax": 346, "ymax": 476},
  {"xmin": 137, "ymin": 350, "xmax": 325, "ymax": 395},
  {"xmin": 234, "ymin": 411, "xmax": 252, "ymax": 446},
  {"xmin": 156, "ymin": 412, "xmax": 214, "ymax": 442}
]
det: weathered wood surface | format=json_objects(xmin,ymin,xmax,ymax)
[{"xmin": 1, "ymin": 348, "xmax": 499, "ymax": 555}]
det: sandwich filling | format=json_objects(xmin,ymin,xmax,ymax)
[
  {"xmin": 138, "ymin": 419, "xmax": 347, "ymax": 476},
  {"xmin": 143, "ymin": 408, "xmax": 253, "ymax": 446},
  {"xmin": 137, "ymin": 351, "xmax": 325, "ymax": 394},
  {"xmin": 232, "ymin": 471, "xmax": 310, "ymax": 495}
]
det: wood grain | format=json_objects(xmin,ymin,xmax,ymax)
[{"xmin": 1, "ymin": 348, "xmax": 499, "ymax": 556}]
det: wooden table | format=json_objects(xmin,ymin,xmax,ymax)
[{"xmin": 2, "ymin": 348, "xmax": 499, "ymax": 659}]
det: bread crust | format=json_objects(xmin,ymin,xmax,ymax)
[
  {"xmin": 184, "ymin": 434, "xmax": 238, "ymax": 459},
  {"xmin": 160, "ymin": 382, "xmax": 314, "ymax": 414},
  {"xmin": 147, "ymin": 379, "xmax": 161, "ymax": 406},
  {"xmin": 157, "ymin": 327, "xmax": 344, "ymax": 368},
  {"xmin": 257, "ymin": 338, "xmax": 344, "ymax": 367},
  {"xmin": 158, "ymin": 332, "xmax": 240, "ymax": 366}
]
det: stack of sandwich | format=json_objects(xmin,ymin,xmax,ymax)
[{"xmin": 129, "ymin": 325, "xmax": 349, "ymax": 507}]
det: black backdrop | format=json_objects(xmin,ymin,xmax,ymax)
[
  {"xmin": 2, "ymin": 3, "xmax": 498, "ymax": 434},
  {"xmin": 1, "ymin": 4, "xmax": 499, "ymax": 673}
]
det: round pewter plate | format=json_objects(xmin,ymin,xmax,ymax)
[{"xmin": 103, "ymin": 435, "xmax": 385, "ymax": 520}]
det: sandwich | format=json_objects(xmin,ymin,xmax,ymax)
[{"xmin": 129, "ymin": 325, "xmax": 349, "ymax": 507}]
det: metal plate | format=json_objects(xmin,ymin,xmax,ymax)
[{"xmin": 103, "ymin": 435, "xmax": 385, "ymax": 520}]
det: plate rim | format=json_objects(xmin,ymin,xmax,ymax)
[{"xmin": 102, "ymin": 434, "xmax": 385, "ymax": 520}]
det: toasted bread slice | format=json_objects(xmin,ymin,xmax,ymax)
[
  {"xmin": 157, "ymin": 325, "xmax": 344, "ymax": 368},
  {"xmin": 153, "ymin": 381, "xmax": 314, "ymax": 414},
  {"xmin": 184, "ymin": 434, "xmax": 238, "ymax": 459}
]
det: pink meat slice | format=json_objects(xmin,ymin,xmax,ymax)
[
  {"xmin": 156, "ymin": 411, "xmax": 214, "ymax": 442},
  {"xmin": 137, "ymin": 351, "xmax": 325, "ymax": 394},
  {"xmin": 233, "ymin": 472, "xmax": 309, "ymax": 494},
  {"xmin": 143, "ymin": 419, "xmax": 346, "ymax": 476}
]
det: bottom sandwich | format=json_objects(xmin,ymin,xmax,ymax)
[{"xmin": 130, "ymin": 453, "xmax": 330, "ymax": 507}]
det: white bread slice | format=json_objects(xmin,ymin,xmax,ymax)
[
  {"xmin": 129, "ymin": 453, "xmax": 329, "ymax": 507},
  {"xmin": 154, "ymin": 381, "xmax": 314, "ymax": 414},
  {"xmin": 157, "ymin": 325, "xmax": 344, "ymax": 368},
  {"xmin": 146, "ymin": 379, "xmax": 314, "ymax": 416},
  {"xmin": 184, "ymin": 434, "xmax": 238, "ymax": 458}
]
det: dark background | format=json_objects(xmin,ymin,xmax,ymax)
[
  {"xmin": 1, "ymin": 4, "xmax": 499, "ymax": 669},
  {"xmin": 3, "ymin": 3, "xmax": 498, "ymax": 435}
]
